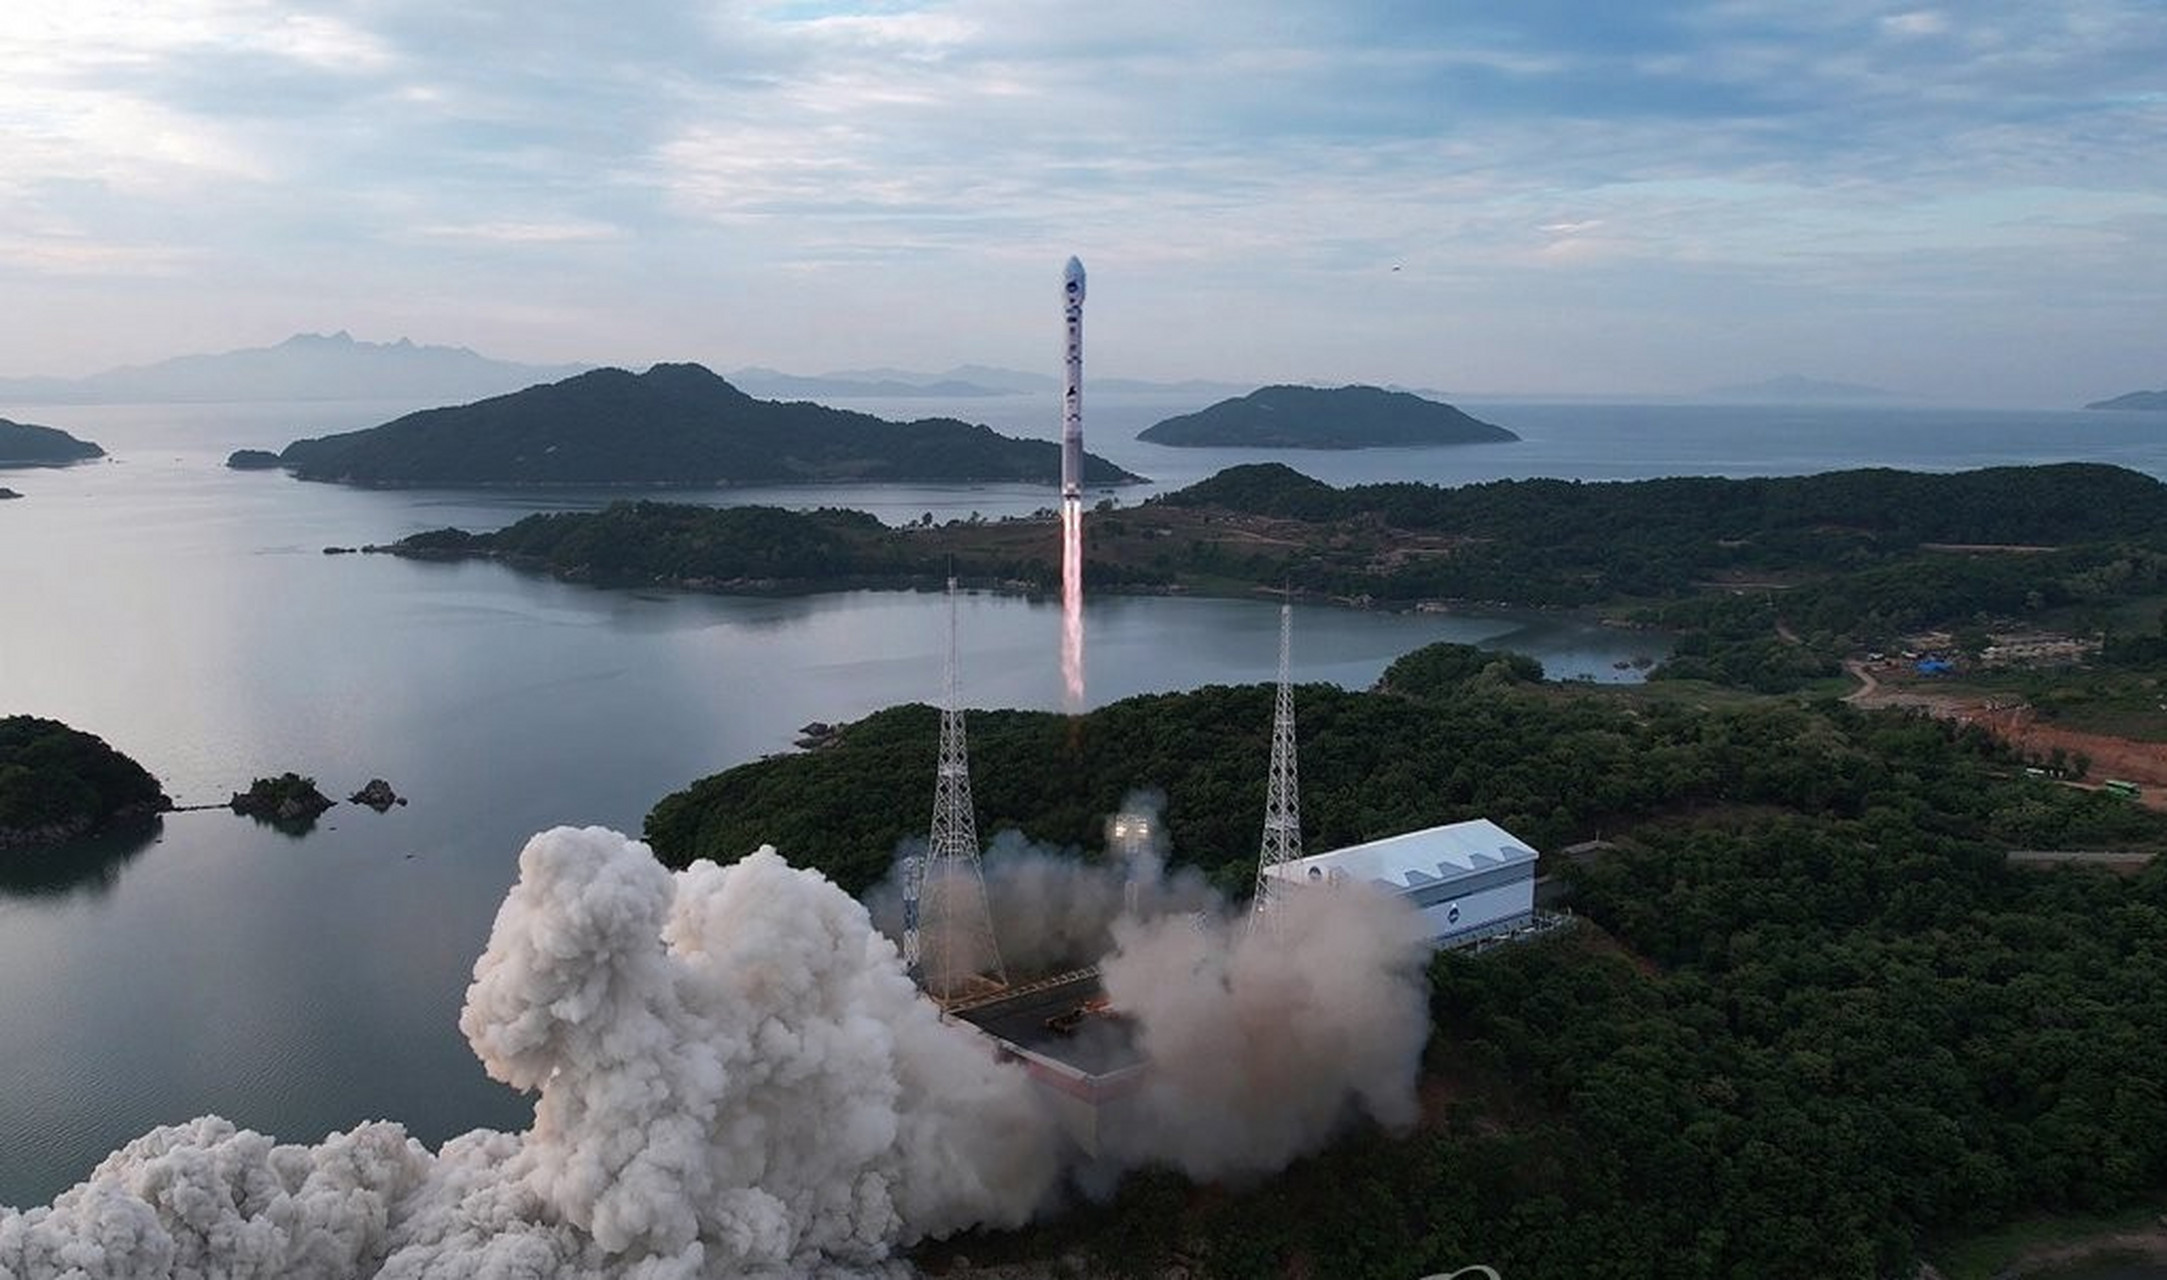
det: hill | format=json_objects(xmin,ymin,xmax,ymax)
[
  {"xmin": 644, "ymin": 657, "xmax": 2167, "ymax": 1278},
  {"xmin": 0, "ymin": 418, "xmax": 104, "ymax": 467},
  {"xmin": 2085, "ymin": 389, "xmax": 2167, "ymax": 411},
  {"xmin": 0, "ymin": 332, "xmax": 588, "ymax": 404},
  {"xmin": 276, "ymin": 363, "xmax": 1146, "ymax": 488},
  {"xmin": 1137, "ymin": 385, "xmax": 1517, "ymax": 448},
  {"xmin": 0, "ymin": 717, "xmax": 170, "ymax": 848}
]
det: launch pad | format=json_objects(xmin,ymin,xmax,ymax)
[{"xmin": 946, "ymin": 967, "xmax": 1148, "ymax": 1157}]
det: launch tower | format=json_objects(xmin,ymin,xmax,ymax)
[
  {"xmin": 906, "ymin": 576, "xmax": 1009, "ymax": 1003},
  {"xmin": 1251, "ymin": 603, "xmax": 1303, "ymax": 915}
]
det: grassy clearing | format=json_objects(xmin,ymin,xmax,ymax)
[{"xmin": 1932, "ymin": 1203, "xmax": 2166, "ymax": 1280}]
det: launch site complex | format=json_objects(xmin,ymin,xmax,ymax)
[
  {"xmin": 888, "ymin": 258, "xmax": 1565, "ymax": 1155},
  {"xmin": 900, "ymin": 580, "xmax": 1564, "ymax": 1156}
]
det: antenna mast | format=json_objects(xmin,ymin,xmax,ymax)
[
  {"xmin": 1252, "ymin": 602, "xmax": 1302, "ymax": 914},
  {"xmin": 907, "ymin": 575, "xmax": 1008, "ymax": 1001}
]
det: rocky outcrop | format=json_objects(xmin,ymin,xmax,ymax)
[
  {"xmin": 225, "ymin": 449, "xmax": 283, "ymax": 470},
  {"xmin": 349, "ymin": 778, "xmax": 406, "ymax": 810},
  {"xmin": 230, "ymin": 773, "xmax": 335, "ymax": 828}
]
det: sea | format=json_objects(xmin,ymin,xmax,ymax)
[{"xmin": 1, "ymin": 391, "xmax": 2164, "ymax": 1213}]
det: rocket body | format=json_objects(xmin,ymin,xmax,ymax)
[{"xmin": 1061, "ymin": 256, "xmax": 1086, "ymax": 500}]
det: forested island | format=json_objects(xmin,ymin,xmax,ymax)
[
  {"xmin": 1136, "ymin": 384, "xmax": 1516, "ymax": 448},
  {"xmin": 271, "ymin": 362, "xmax": 1143, "ymax": 487},
  {"xmin": 644, "ymin": 642, "xmax": 2167, "ymax": 1278},
  {"xmin": 0, "ymin": 717, "xmax": 169, "ymax": 848},
  {"xmin": 0, "ymin": 418, "xmax": 104, "ymax": 467},
  {"xmin": 2087, "ymin": 389, "xmax": 2167, "ymax": 411}
]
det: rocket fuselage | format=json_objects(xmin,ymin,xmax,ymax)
[{"xmin": 1061, "ymin": 256, "xmax": 1086, "ymax": 500}]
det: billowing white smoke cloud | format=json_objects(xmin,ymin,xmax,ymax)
[
  {"xmin": 1098, "ymin": 884, "xmax": 1435, "ymax": 1180},
  {"xmin": 0, "ymin": 827, "xmax": 1060, "ymax": 1280},
  {"xmin": 2, "ymin": 816, "xmax": 1438, "ymax": 1278}
]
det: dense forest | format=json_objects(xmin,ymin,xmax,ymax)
[
  {"xmin": 0, "ymin": 418, "xmax": 104, "ymax": 467},
  {"xmin": 1136, "ymin": 384, "xmax": 1518, "ymax": 448},
  {"xmin": 0, "ymin": 716, "xmax": 169, "ymax": 847},
  {"xmin": 275, "ymin": 362, "xmax": 1143, "ymax": 487},
  {"xmin": 646, "ymin": 644, "xmax": 2167, "ymax": 1276}
]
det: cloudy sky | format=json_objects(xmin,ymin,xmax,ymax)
[{"xmin": 4, "ymin": 0, "xmax": 2163, "ymax": 403}]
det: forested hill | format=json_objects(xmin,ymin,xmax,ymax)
[
  {"xmin": 0, "ymin": 717, "xmax": 169, "ymax": 847},
  {"xmin": 644, "ymin": 649, "xmax": 2167, "ymax": 1277},
  {"xmin": 1137, "ymin": 384, "xmax": 1517, "ymax": 448},
  {"xmin": 274, "ymin": 363, "xmax": 1145, "ymax": 487},
  {"xmin": 1163, "ymin": 460, "xmax": 2167, "ymax": 546},
  {"xmin": 0, "ymin": 418, "xmax": 104, "ymax": 467}
]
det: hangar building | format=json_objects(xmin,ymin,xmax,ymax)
[{"xmin": 1261, "ymin": 817, "xmax": 1539, "ymax": 947}]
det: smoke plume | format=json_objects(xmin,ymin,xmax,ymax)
[
  {"xmin": 1098, "ymin": 884, "xmax": 1435, "ymax": 1179},
  {"xmin": 2, "ymin": 812, "xmax": 1436, "ymax": 1278},
  {"xmin": 0, "ymin": 827, "xmax": 1060, "ymax": 1279}
]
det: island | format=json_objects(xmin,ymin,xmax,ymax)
[
  {"xmin": 1136, "ymin": 384, "xmax": 1516, "ymax": 448},
  {"xmin": 0, "ymin": 488, "xmax": 19, "ymax": 500},
  {"xmin": 2085, "ymin": 389, "xmax": 2167, "ymax": 411},
  {"xmin": 271, "ymin": 363, "xmax": 1145, "ymax": 488},
  {"xmin": 0, "ymin": 418, "xmax": 105, "ymax": 467},
  {"xmin": 225, "ymin": 449, "xmax": 284, "ymax": 470},
  {"xmin": 229, "ymin": 772, "xmax": 335, "ymax": 830},
  {"xmin": 0, "ymin": 716, "xmax": 171, "ymax": 847}
]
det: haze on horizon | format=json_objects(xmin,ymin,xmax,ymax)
[{"xmin": 4, "ymin": 1, "xmax": 2163, "ymax": 408}]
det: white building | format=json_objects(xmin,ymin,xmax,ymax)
[{"xmin": 1262, "ymin": 818, "xmax": 1538, "ymax": 947}]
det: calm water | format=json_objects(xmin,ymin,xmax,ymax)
[{"xmin": 0, "ymin": 395, "xmax": 1692, "ymax": 1208}]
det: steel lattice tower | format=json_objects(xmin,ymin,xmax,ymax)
[
  {"xmin": 1252, "ymin": 603, "xmax": 1302, "ymax": 915},
  {"xmin": 904, "ymin": 576, "xmax": 1008, "ymax": 1002}
]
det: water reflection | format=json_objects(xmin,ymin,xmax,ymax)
[{"xmin": 0, "ymin": 820, "xmax": 163, "ymax": 899}]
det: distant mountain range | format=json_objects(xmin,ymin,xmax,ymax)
[
  {"xmin": 0, "ymin": 332, "xmax": 589, "ymax": 405},
  {"xmin": 1699, "ymin": 375, "xmax": 1901, "ymax": 403},
  {"xmin": 272, "ymin": 363, "xmax": 1146, "ymax": 488},
  {"xmin": 1138, "ymin": 385, "xmax": 1517, "ymax": 449},
  {"xmin": 2085, "ymin": 389, "xmax": 2167, "ymax": 411},
  {"xmin": 728, "ymin": 364, "xmax": 1248, "ymax": 400}
]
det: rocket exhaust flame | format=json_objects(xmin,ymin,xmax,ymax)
[{"xmin": 1062, "ymin": 495, "xmax": 1084, "ymax": 711}]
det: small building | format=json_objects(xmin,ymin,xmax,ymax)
[{"xmin": 1262, "ymin": 817, "xmax": 1539, "ymax": 947}]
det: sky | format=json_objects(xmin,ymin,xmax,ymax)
[{"xmin": 3, "ymin": 0, "xmax": 2164, "ymax": 404}]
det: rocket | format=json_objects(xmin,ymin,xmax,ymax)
[{"xmin": 1061, "ymin": 256, "xmax": 1086, "ymax": 501}]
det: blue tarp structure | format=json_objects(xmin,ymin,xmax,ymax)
[{"xmin": 1916, "ymin": 658, "xmax": 1953, "ymax": 675}]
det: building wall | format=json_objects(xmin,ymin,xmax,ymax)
[{"xmin": 1414, "ymin": 875, "xmax": 1533, "ymax": 947}]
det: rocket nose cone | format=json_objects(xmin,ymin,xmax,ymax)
[{"xmin": 1064, "ymin": 256, "xmax": 1086, "ymax": 300}]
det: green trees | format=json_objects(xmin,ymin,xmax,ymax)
[{"xmin": 0, "ymin": 717, "xmax": 169, "ymax": 844}]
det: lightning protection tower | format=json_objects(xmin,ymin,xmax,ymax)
[
  {"xmin": 1251, "ymin": 602, "xmax": 1303, "ymax": 916},
  {"xmin": 905, "ymin": 576, "xmax": 1008, "ymax": 1003}
]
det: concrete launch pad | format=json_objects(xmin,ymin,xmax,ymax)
[{"xmin": 947, "ymin": 967, "xmax": 1147, "ymax": 1156}]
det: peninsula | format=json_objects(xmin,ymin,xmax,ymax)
[
  {"xmin": 1136, "ymin": 384, "xmax": 1516, "ymax": 448},
  {"xmin": 0, "ymin": 717, "xmax": 170, "ymax": 848},
  {"xmin": 0, "ymin": 418, "xmax": 104, "ymax": 467},
  {"xmin": 2085, "ymin": 389, "xmax": 2167, "ymax": 411},
  {"xmin": 273, "ymin": 363, "xmax": 1144, "ymax": 488}
]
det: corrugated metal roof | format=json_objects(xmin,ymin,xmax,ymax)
[{"xmin": 1262, "ymin": 818, "xmax": 1538, "ymax": 892}]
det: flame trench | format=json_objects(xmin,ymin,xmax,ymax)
[{"xmin": 1061, "ymin": 495, "xmax": 1084, "ymax": 710}]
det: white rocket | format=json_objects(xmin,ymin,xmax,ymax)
[{"xmin": 1061, "ymin": 256, "xmax": 1086, "ymax": 500}]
